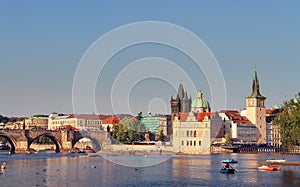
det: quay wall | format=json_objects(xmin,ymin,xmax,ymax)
[{"xmin": 111, "ymin": 144, "xmax": 174, "ymax": 152}]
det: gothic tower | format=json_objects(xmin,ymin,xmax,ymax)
[
  {"xmin": 170, "ymin": 84, "xmax": 192, "ymax": 121},
  {"xmin": 182, "ymin": 91, "xmax": 192, "ymax": 113},
  {"xmin": 246, "ymin": 70, "xmax": 267, "ymax": 144}
]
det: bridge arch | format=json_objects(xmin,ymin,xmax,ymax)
[
  {"xmin": 29, "ymin": 133, "xmax": 62, "ymax": 153},
  {"xmin": 72, "ymin": 136, "xmax": 101, "ymax": 151},
  {"xmin": 0, "ymin": 132, "xmax": 17, "ymax": 154},
  {"xmin": 73, "ymin": 131, "xmax": 111, "ymax": 152}
]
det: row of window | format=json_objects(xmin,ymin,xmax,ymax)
[
  {"xmin": 51, "ymin": 120, "xmax": 101, "ymax": 125},
  {"xmin": 182, "ymin": 140, "xmax": 202, "ymax": 146},
  {"xmin": 187, "ymin": 130, "xmax": 197, "ymax": 137},
  {"xmin": 176, "ymin": 131, "xmax": 203, "ymax": 137}
]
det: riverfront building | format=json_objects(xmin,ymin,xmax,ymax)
[
  {"xmin": 172, "ymin": 111, "xmax": 224, "ymax": 154},
  {"xmin": 101, "ymin": 116, "xmax": 120, "ymax": 132},
  {"xmin": 219, "ymin": 110, "xmax": 257, "ymax": 143},
  {"xmin": 171, "ymin": 69, "xmax": 281, "ymax": 154},
  {"xmin": 172, "ymin": 86, "xmax": 224, "ymax": 154},
  {"xmin": 218, "ymin": 70, "xmax": 268, "ymax": 144},
  {"xmin": 25, "ymin": 115, "xmax": 48, "ymax": 130},
  {"xmin": 140, "ymin": 112, "xmax": 170, "ymax": 136},
  {"xmin": 48, "ymin": 113, "xmax": 102, "ymax": 131}
]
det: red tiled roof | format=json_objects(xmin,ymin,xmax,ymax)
[
  {"xmin": 179, "ymin": 112, "xmax": 214, "ymax": 122},
  {"xmin": 220, "ymin": 110, "xmax": 252, "ymax": 125},
  {"xmin": 102, "ymin": 116, "xmax": 120, "ymax": 124},
  {"xmin": 178, "ymin": 113, "xmax": 189, "ymax": 121},
  {"xmin": 266, "ymin": 108, "xmax": 280, "ymax": 115},
  {"xmin": 197, "ymin": 112, "xmax": 214, "ymax": 122}
]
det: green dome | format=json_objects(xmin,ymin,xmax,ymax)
[{"xmin": 191, "ymin": 91, "xmax": 210, "ymax": 109}]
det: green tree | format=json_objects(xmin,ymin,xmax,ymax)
[
  {"xmin": 112, "ymin": 117, "xmax": 145, "ymax": 143},
  {"xmin": 158, "ymin": 130, "xmax": 165, "ymax": 142},
  {"xmin": 273, "ymin": 93, "xmax": 300, "ymax": 149},
  {"xmin": 33, "ymin": 135, "xmax": 54, "ymax": 144}
]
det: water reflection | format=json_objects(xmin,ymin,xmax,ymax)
[
  {"xmin": 0, "ymin": 154, "xmax": 299, "ymax": 186},
  {"xmin": 172, "ymin": 155, "xmax": 212, "ymax": 179}
]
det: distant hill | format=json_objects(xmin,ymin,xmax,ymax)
[{"xmin": 0, "ymin": 115, "xmax": 26, "ymax": 123}]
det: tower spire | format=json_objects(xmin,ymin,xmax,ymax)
[
  {"xmin": 248, "ymin": 70, "xmax": 266, "ymax": 99},
  {"xmin": 177, "ymin": 84, "xmax": 184, "ymax": 100}
]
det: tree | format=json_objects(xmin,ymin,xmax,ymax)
[
  {"xmin": 224, "ymin": 133, "xmax": 231, "ymax": 144},
  {"xmin": 158, "ymin": 130, "xmax": 165, "ymax": 142},
  {"xmin": 112, "ymin": 117, "xmax": 145, "ymax": 143},
  {"xmin": 273, "ymin": 93, "xmax": 300, "ymax": 149}
]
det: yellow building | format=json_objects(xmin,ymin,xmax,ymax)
[
  {"xmin": 25, "ymin": 115, "xmax": 48, "ymax": 130},
  {"xmin": 245, "ymin": 70, "xmax": 267, "ymax": 144}
]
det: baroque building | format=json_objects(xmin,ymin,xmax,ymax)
[{"xmin": 171, "ymin": 85, "xmax": 223, "ymax": 154}]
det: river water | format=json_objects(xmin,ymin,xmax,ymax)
[{"xmin": 0, "ymin": 152, "xmax": 300, "ymax": 186}]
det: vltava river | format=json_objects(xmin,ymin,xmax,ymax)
[{"xmin": 0, "ymin": 152, "xmax": 300, "ymax": 186}]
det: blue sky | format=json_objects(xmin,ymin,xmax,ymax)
[{"xmin": 1, "ymin": 1, "xmax": 299, "ymax": 116}]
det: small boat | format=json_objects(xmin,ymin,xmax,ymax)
[
  {"xmin": 220, "ymin": 168, "xmax": 237, "ymax": 174},
  {"xmin": 222, "ymin": 159, "xmax": 238, "ymax": 163},
  {"xmin": 258, "ymin": 165, "xmax": 281, "ymax": 171},
  {"xmin": 266, "ymin": 159, "xmax": 286, "ymax": 163}
]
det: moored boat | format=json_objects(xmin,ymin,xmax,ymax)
[
  {"xmin": 220, "ymin": 168, "xmax": 237, "ymax": 174},
  {"xmin": 258, "ymin": 165, "xmax": 281, "ymax": 171},
  {"xmin": 266, "ymin": 159, "xmax": 286, "ymax": 163}
]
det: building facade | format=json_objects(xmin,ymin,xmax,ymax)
[
  {"xmin": 172, "ymin": 111, "xmax": 223, "ymax": 154},
  {"xmin": 219, "ymin": 110, "xmax": 257, "ymax": 143},
  {"xmin": 48, "ymin": 113, "xmax": 102, "ymax": 131},
  {"xmin": 25, "ymin": 115, "xmax": 48, "ymax": 130},
  {"xmin": 172, "ymin": 86, "xmax": 224, "ymax": 154},
  {"xmin": 101, "ymin": 116, "xmax": 120, "ymax": 132},
  {"xmin": 140, "ymin": 112, "xmax": 169, "ymax": 136}
]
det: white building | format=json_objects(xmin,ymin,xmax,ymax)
[
  {"xmin": 172, "ymin": 111, "xmax": 223, "ymax": 154},
  {"xmin": 48, "ymin": 113, "xmax": 102, "ymax": 131},
  {"xmin": 219, "ymin": 110, "xmax": 257, "ymax": 144}
]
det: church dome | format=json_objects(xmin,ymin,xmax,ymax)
[{"xmin": 191, "ymin": 91, "xmax": 210, "ymax": 109}]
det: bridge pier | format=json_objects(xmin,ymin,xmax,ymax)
[{"xmin": 15, "ymin": 141, "xmax": 29, "ymax": 153}]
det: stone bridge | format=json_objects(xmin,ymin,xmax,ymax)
[{"xmin": 0, "ymin": 129, "xmax": 111, "ymax": 154}]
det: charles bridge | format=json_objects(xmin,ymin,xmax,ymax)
[{"xmin": 0, "ymin": 129, "xmax": 112, "ymax": 154}]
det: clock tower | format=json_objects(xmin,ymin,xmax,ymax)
[{"xmin": 246, "ymin": 70, "xmax": 266, "ymax": 144}]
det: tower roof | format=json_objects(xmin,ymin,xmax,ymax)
[
  {"xmin": 248, "ymin": 70, "xmax": 266, "ymax": 99},
  {"xmin": 177, "ymin": 83, "xmax": 185, "ymax": 100},
  {"xmin": 192, "ymin": 90, "xmax": 210, "ymax": 108}
]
